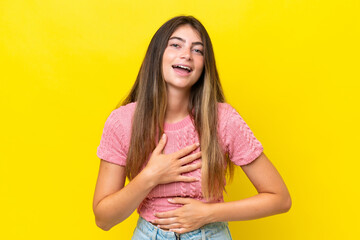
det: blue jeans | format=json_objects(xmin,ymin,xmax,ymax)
[{"xmin": 131, "ymin": 216, "xmax": 232, "ymax": 240}]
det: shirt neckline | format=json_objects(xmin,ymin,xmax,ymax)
[{"xmin": 164, "ymin": 115, "xmax": 192, "ymax": 131}]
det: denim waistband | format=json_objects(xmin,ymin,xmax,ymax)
[{"xmin": 133, "ymin": 216, "xmax": 230, "ymax": 240}]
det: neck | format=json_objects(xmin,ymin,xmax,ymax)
[{"xmin": 165, "ymin": 87, "xmax": 190, "ymax": 123}]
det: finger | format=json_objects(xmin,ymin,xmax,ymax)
[
  {"xmin": 151, "ymin": 217, "xmax": 177, "ymax": 225},
  {"xmin": 173, "ymin": 142, "xmax": 200, "ymax": 159},
  {"xmin": 179, "ymin": 161, "xmax": 202, "ymax": 174},
  {"xmin": 154, "ymin": 210, "xmax": 177, "ymax": 218},
  {"xmin": 153, "ymin": 133, "xmax": 167, "ymax": 155},
  {"xmin": 176, "ymin": 175, "xmax": 199, "ymax": 183},
  {"xmin": 169, "ymin": 228, "xmax": 186, "ymax": 234},
  {"xmin": 179, "ymin": 151, "xmax": 202, "ymax": 166},
  {"xmin": 157, "ymin": 223, "xmax": 182, "ymax": 230},
  {"xmin": 168, "ymin": 197, "xmax": 192, "ymax": 205}
]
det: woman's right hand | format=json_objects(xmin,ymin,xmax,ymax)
[
  {"xmin": 93, "ymin": 133, "xmax": 201, "ymax": 230},
  {"xmin": 143, "ymin": 133, "xmax": 202, "ymax": 186}
]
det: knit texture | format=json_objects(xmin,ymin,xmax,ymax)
[{"xmin": 97, "ymin": 102, "xmax": 264, "ymax": 221}]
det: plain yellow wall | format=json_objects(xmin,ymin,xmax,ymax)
[{"xmin": 1, "ymin": 0, "xmax": 359, "ymax": 239}]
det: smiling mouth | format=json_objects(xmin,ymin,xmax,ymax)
[{"xmin": 172, "ymin": 65, "xmax": 193, "ymax": 73}]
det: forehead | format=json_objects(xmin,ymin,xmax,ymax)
[{"xmin": 169, "ymin": 24, "xmax": 202, "ymax": 42}]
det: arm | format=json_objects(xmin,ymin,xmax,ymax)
[
  {"xmin": 92, "ymin": 161, "xmax": 156, "ymax": 231},
  {"xmin": 207, "ymin": 152, "xmax": 292, "ymax": 222},
  {"xmin": 153, "ymin": 152, "xmax": 291, "ymax": 233},
  {"xmin": 93, "ymin": 134, "xmax": 202, "ymax": 231}
]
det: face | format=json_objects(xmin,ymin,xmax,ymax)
[{"xmin": 162, "ymin": 24, "xmax": 204, "ymax": 92}]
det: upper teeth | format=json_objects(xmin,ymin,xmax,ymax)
[{"xmin": 174, "ymin": 65, "xmax": 191, "ymax": 71}]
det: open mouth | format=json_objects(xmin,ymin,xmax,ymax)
[{"xmin": 172, "ymin": 64, "xmax": 193, "ymax": 73}]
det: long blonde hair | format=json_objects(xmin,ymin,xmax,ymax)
[{"xmin": 117, "ymin": 16, "xmax": 233, "ymax": 200}]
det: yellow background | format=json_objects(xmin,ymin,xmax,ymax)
[{"xmin": 1, "ymin": 0, "xmax": 359, "ymax": 239}]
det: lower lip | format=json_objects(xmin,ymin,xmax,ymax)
[{"xmin": 173, "ymin": 67, "xmax": 191, "ymax": 76}]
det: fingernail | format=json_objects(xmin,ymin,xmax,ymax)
[
  {"xmin": 168, "ymin": 198, "xmax": 174, "ymax": 202},
  {"xmin": 162, "ymin": 134, "xmax": 166, "ymax": 139},
  {"xmin": 195, "ymin": 142, "xmax": 200, "ymax": 146}
]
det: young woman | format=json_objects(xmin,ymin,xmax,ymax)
[{"xmin": 93, "ymin": 16, "xmax": 291, "ymax": 239}]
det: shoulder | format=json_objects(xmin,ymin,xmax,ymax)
[
  {"xmin": 217, "ymin": 102, "xmax": 236, "ymax": 137},
  {"xmin": 110, "ymin": 102, "xmax": 136, "ymax": 122},
  {"xmin": 112, "ymin": 102, "xmax": 136, "ymax": 118},
  {"xmin": 217, "ymin": 102, "xmax": 233, "ymax": 112},
  {"xmin": 216, "ymin": 102, "xmax": 248, "ymax": 138},
  {"xmin": 104, "ymin": 102, "xmax": 137, "ymax": 132},
  {"xmin": 217, "ymin": 102, "xmax": 238, "ymax": 121},
  {"xmin": 97, "ymin": 103, "xmax": 136, "ymax": 165}
]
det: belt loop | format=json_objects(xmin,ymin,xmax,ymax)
[
  {"xmin": 201, "ymin": 228, "xmax": 206, "ymax": 240},
  {"xmin": 175, "ymin": 232, "xmax": 181, "ymax": 240},
  {"xmin": 151, "ymin": 226, "xmax": 158, "ymax": 240}
]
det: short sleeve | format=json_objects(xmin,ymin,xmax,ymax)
[
  {"xmin": 223, "ymin": 105, "xmax": 264, "ymax": 166},
  {"xmin": 96, "ymin": 111, "xmax": 127, "ymax": 166}
]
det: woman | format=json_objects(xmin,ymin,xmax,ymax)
[{"xmin": 93, "ymin": 16, "xmax": 291, "ymax": 239}]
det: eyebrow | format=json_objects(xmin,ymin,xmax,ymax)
[{"xmin": 169, "ymin": 36, "xmax": 203, "ymax": 46}]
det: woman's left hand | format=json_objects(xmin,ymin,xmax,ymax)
[{"xmin": 152, "ymin": 198, "xmax": 211, "ymax": 234}]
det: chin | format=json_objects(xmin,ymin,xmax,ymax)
[{"xmin": 166, "ymin": 82, "xmax": 193, "ymax": 91}]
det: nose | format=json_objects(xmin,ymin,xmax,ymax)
[{"xmin": 180, "ymin": 47, "xmax": 192, "ymax": 60}]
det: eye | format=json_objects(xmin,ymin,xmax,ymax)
[
  {"xmin": 170, "ymin": 43, "xmax": 180, "ymax": 48},
  {"xmin": 193, "ymin": 49, "xmax": 204, "ymax": 55}
]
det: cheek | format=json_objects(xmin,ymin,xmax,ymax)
[
  {"xmin": 162, "ymin": 52, "xmax": 170, "ymax": 71},
  {"xmin": 195, "ymin": 56, "xmax": 204, "ymax": 68},
  {"xmin": 161, "ymin": 54, "xmax": 172, "ymax": 79},
  {"xmin": 163, "ymin": 48, "xmax": 175, "ymax": 61},
  {"xmin": 196, "ymin": 60, "xmax": 204, "ymax": 75}
]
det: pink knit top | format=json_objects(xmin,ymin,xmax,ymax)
[{"xmin": 97, "ymin": 102, "xmax": 263, "ymax": 221}]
